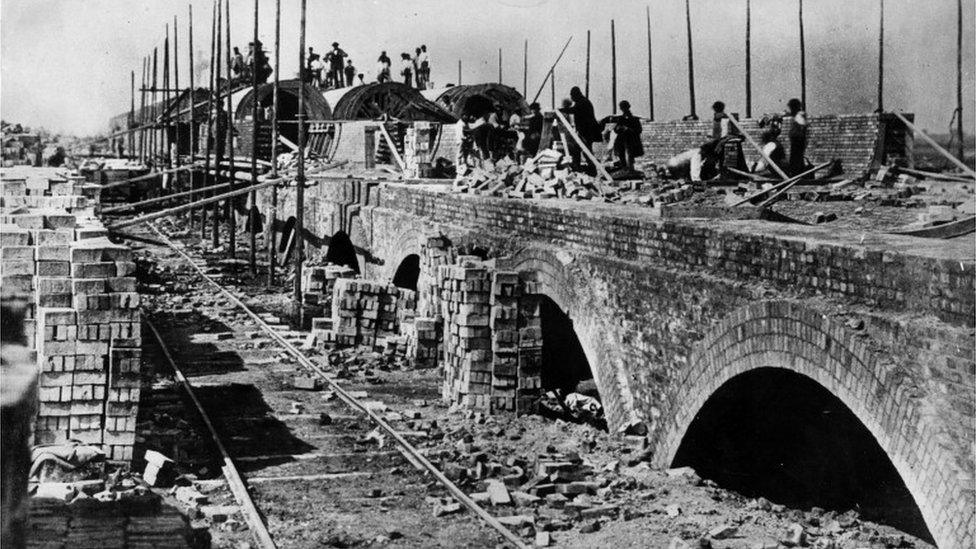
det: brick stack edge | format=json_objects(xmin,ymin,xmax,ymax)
[
  {"xmin": 0, "ymin": 167, "xmax": 141, "ymax": 463},
  {"xmin": 439, "ymin": 261, "xmax": 543, "ymax": 415}
]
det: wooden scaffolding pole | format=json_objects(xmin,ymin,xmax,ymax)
[
  {"xmin": 212, "ymin": 0, "xmax": 223, "ymax": 248},
  {"xmin": 522, "ymin": 40, "xmax": 527, "ymax": 98},
  {"xmin": 877, "ymin": 0, "xmax": 884, "ymax": 112},
  {"xmin": 646, "ymin": 6, "xmax": 654, "ymax": 121},
  {"xmin": 745, "ymin": 0, "xmax": 752, "ymax": 118},
  {"xmin": 295, "ymin": 0, "xmax": 308, "ymax": 311},
  {"xmin": 130, "ymin": 70, "xmax": 136, "ymax": 158},
  {"xmin": 225, "ymin": 0, "xmax": 236, "ymax": 257},
  {"xmin": 140, "ymin": 57, "xmax": 148, "ymax": 163},
  {"xmin": 799, "ymin": 0, "xmax": 807, "ymax": 108},
  {"xmin": 249, "ymin": 0, "xmax": 260, "ymax": 275},
  {"xmin": 685, "ymin": 0, "xmax": 696, "ymax": 118},
  {"xmin": 956, "ymin": 0, "xmax": 965, "ymax": 162},
  {"xmin": 498, "ymin": 48, "xmax": 502, "ymax": 84},
  {"xmin": 610, "ymin": 19, "xmax": 617, "ymax": 114},
  {"xmin": 585, "ymin": 30, "xmax": 591, "ymax": 97},
  {"xmin": 202, "ymin": 0, "xmax": 217, "ymax": 238},
  {"xmin": 164, "ymin": 25, "xmax": 171, "ymax": 168},
  {"xmin": 152, "ymin": 47, "xmax": 159, "ymax": 168},
  {"xmin": 188, "ymin": 4, "xmax": 197, "ymax": 227},
  {"xmin": 530, "ymin": 36, "xmax": 572, "ymax": 104},
  {"xmin": 174, "ymin": 15, "xmax": 181, "ymax": 169},
  {"xmin": 457, "ymin": 59, "xmax": 462, "ymax": 85},
  {"xmin": 268, "ymin": 0, "xmax": 281, "ymax": 287}
]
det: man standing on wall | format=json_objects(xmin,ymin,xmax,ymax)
[
  {"xmin": 329, "ymin": 42, "xmax": 348, "ymax": 89},
  {"xmin": 561, "ymin": 86, "xmax": 602, "ymax": 175},
  {"xmin": 786, "ymin": 98, "xmax": 808, "ymax": 176}
]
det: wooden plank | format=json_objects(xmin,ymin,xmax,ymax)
[
  {"xmin": 552, "ymin": 109, "xmax": 612, "ymax": 191},
  {"xmin": 726, "ymin": 116, "xmax": 791, "ymax": 181},
  {"xmin": 730, "ymin": 161, "xmax": 831, "ymax": 207},
  {"xmin": 888, "ymin": 215, "xmax": 975, "ymax": 239},
  {"xmin": 377, "ymin": 124, "xmax": 406, "ymax": 171},
  {"xmin": 893, "ymin": 111, "xmax": 976, "ymax": 178}
]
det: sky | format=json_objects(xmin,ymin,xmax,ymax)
[{"xmin": 1, "ymin": 0, "xmax": 974, "ymax": 137}]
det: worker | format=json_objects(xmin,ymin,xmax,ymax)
[
  {"xmin": 752, "ymin": 115, "xmax": 786, "ymax": 175},
  {"xmin": 231, "ymin": 47, "xmax": 245, "ymax": 82},
  {"xmin": 786, "ymin": 98, "xmax": 808, "ymax": 176},
  {"xmin": 513, "ymin": 102, "xmax": 543, "ymax": 161},
  {"xmin": 399, "ymin": 53, "xmax": 413, "ymax": 87},
  {"xmin": 600, "ymin": 100, "xmax": 644, "ymax": 171},
  {"xmin": 662, "ymin": 139, "xmax": 723, "ymax": 182},
  {"xmin": 250, "ymin": 40, "xmax": 272, "ymax": 84},
  {"xmin": 560, "ymin": 87, "xmax": 602, "ymax": 175},
  {"xmin": 712, "ymin": 100, "xmax": 729, "ymax": 139},
  {"xmin": 309, "ymin": 53, "xmax": 325, "ymax": 88},
  {"xmin": 329, "ymin": 42, "xmax": 347, "ymax": 88},
  {"xmin": 377, "ymin": 51, "xmax": 391, "ymax": 82},
  {"xmin": 413, "ymin": 48, "xmax": 424, "ymax": 89},
  {"xmin": 418, "ymin": 45, "xmax": 431, "ymax": 89},
  {"xmin": 344, "ymin": 60, "xmax": 357, "ymax": 87}
]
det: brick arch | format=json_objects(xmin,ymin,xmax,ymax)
[
  {"xmin": 501, "ymin": 246, "xmax": 636, "ymax": 430},
  {"xmin": 652, "ymin": 300, "xmax": 965, "ymax": 549},
  {"xmin": 502, "ymin": 246, "xmax": 576, "ymax": 314}
]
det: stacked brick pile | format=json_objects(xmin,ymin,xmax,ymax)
[
  {"xmin": 439, "ymin": 264, "xmax": 493, "ymax": 411},
  {"xmin": 418, "ymin": 235, "xmax": 455, "ymax": 320},
  {"xmin": 0, "ymin": 169, "xmax": 140, "ymax": 463},
  {"xmin": 403, "ymin": 317, "xmax": 439, "ymax": 368},
  {"xmin": 438, "ymin": 264, "xmax": 545, "ymax": 414},
  {"xmin": 300, "ymin": 263, "xmax": 356, "ymax": 320},
  {"xmin": 321, "ymin": 279, "xmax": 417, "ymax": 349}
]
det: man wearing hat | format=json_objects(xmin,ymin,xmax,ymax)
[{"xmin": 329, "ymin": 42, "xmax": 348, "ymax": 88}]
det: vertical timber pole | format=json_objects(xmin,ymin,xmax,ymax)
[
  {"xmin": 164, "ymin": 25, "xmax": 171, "ymax": 169},
  {"xmin": 685, "ymin": 0, "xmax": 696, "ymax": 118},
  {"xmin": 295, "ymin": 0, "xmax": 308, "ymax": 318},
  {"xmin": 152, "ymin": 48, "xmax": 159, "ymax": 170},
  {"xmin": 610, "ymin": 19, "xmax": 617, "ymax": 114},
  {"xmin": 140, "ymin": 57, "xmax": 148, "ymax": 163},
  {"xmin": 646, "ymin": 6, "xmax": 654, "ymax": 121},
  {"xmin": 523, "ymin": 40, "xmax": 528, "ymax": 98},
  {"xmin": 249, "ymin": 0, "xmax": 259, "ymax": 275},
  {"xmin": 268, "ymin": 0, "xmax": 281, "ymax": 287},
  {"xmin": 189, "ymin": 4, "xmax": 197, "ymax": 228},
  {"xmin": 877, "ymin": 0, "xmax": 884, "ymax": 112},
  {"xmin": 457, "ymin": 59, "xmax": 462, "ymax": 85},
  {"xmin": 225, "ymin": 0, "xmax": 236, "ymax": 258},
  {"xmin": 203, "ymin": 0, "xmax": 216, "ymax": 240},
  {"xmin": 957, "ymin": 0, "xmax": 965, "ymax": 163},
  {"xmin": 212, "ymin": 0, "xmax": 222, "ymax": 249},
  {"xmin": 799, "ymin": 0, "xmax": 806, "ymax": 109},
  {"xmin": 174, "ymin": 15, "xmax": 181, "ymax": 169},
  {"xmin": 130, "ymin": 71, "xmax": 135, "ymax": 158},
  {"xmin": 550, "ymin": 67, "xmax": 555, "ymax": 110},
  {"xmin": 585, "ymin": 30, "xmax": 590, "ymax": 97},
  {"xmin": 745, "ymin": 0, "xmax": 752, "ymax": 118},
  {"xmin": 498, "ymin": 48, "xmax": 502, "ymax": 84}
]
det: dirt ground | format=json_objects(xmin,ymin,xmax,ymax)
[{"xmin": 123, "ymin": 219, "xmax": 938, "ymax": 549}]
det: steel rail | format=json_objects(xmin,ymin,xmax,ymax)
[
  {"xmin": 145, "ymin": 223, "xmax": 532, "ymax": 549},
  {"xmin": 145, "ymin": 319, "xmax": 277, "ymax": 549}
]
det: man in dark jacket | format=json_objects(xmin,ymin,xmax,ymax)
[
  {"xmin": 600, "ymin": 100, "xmax": 644, "ymax": 171},
  {"xmin": 561, "ymin": 86, "xmax": 602, "ymax": 174}
]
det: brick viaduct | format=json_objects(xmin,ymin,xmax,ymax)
[{"xmin": 257, "ymin": 178, "xmax": 974, "ymax": 548}]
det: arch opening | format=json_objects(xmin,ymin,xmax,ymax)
[
  {"xmin": 325, "ymin": 231, "xmax": 360, "ymax": 274},
  {"xmin": 534, "ymin": 296, "xmax": 595, "ymax": 395},
  {"xmin": 392, "ymin": 254, "xmax": 420, "ymax": 291},
  {"xmin": 672, "ymin": 367, "xmax": 933, "ymax": 544}
]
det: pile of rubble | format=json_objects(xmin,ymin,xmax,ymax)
[{"xmin": 453, "ymin": 151, "xmax": 611, "ymax": 201}]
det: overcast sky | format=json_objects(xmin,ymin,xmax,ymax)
[{"xmin": 2, "ymin": 0, "xmax": 973, "ymax": 136}]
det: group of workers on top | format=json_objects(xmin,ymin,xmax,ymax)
[
  {"xmin": 301, "ymin": 43, "xmax": 432, "ymax": 90},
  {"xmin": 229, "ymin": 41, "xmax": 273, "ymax": 88},
  {"xmin": 456, "ymin": 83, "xmax": 809, "ymax": 181}
]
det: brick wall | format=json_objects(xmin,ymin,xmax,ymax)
[
  {"xmin": 638, "ymin": 113, "xmax": 911, "ymax": 177},
  {"xmin": 256, "ymin": 180, "xmax": 973, "ymax": 548}
]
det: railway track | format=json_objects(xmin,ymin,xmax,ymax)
[{"xmin": 129, "ymin": 219, "xmax": 526, "ymax": 548}]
